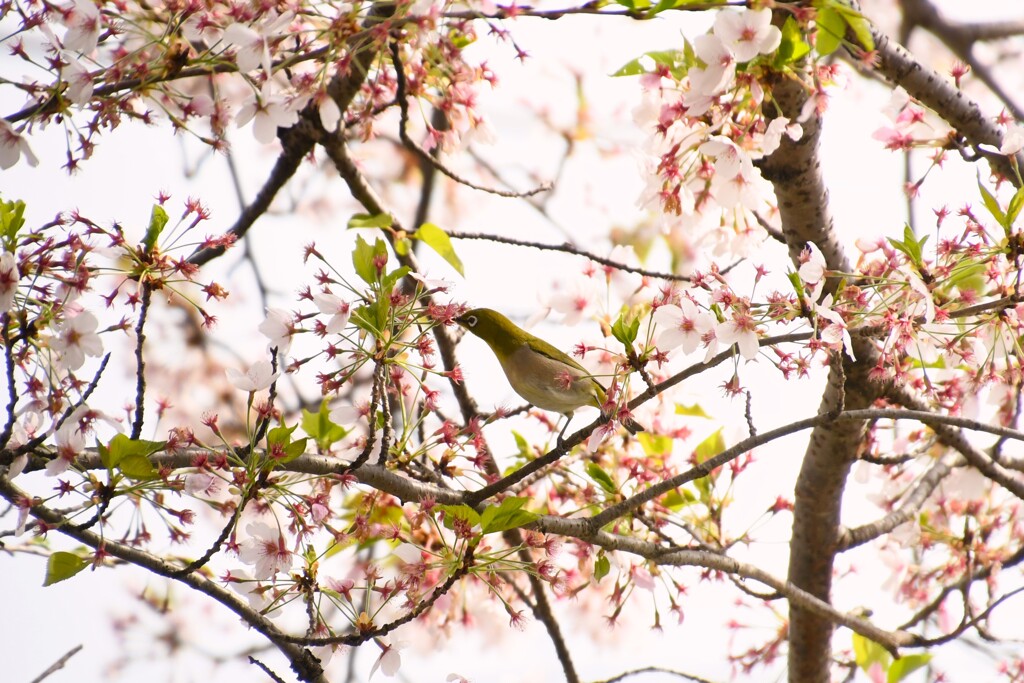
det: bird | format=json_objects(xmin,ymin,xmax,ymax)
[{"xmin": 455, "ymin": 308, "xmax": 643, "ymax": 444}]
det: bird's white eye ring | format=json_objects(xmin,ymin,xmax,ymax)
[{"xmin": 465, "ymin": 315, "xmax": 478, "ymax": 327}]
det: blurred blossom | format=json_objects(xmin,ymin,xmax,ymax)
[
  {"xmin": 60, "ymin": 54, "xmax": 94, "ymax": 104},
  {"xmin": 226, "ymin": 359, "xmax": 280, "ymax": 392},
  {"xmin": 61, "ymin": 0, "xmax": 101, "ymax": 54},
  {"xmin": 370, "ymin": 640, "xmax": 404, "ymax": 678},
  {"xmin": 0, "ymin": 252, "xmax": 19, "ymax": 312},
  {"xmin": 0, "ymin": 120, "xmax": 39, "ymax": 170},
  {"xmin": 184, "ymin": 472, "xmax": 222, "ymax": 497}
]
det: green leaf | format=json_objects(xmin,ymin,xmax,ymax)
[
  {"xmin": 978, "ymin": 178, "xmax": 1007, "ymax": 230},
  {"xmin": 777, "ymin": 16, "xmax": 812, "ymax": 64},
  {"xmin": 381, "ymin": 265, "xmax": 412, "ymax": 298},
  {"xmin": 586, "ymin": 462, "xmax": 617, "ymax": 493},
  {"xmin": 44, "ymin": 551, "xmax": 89, "ymax": 586},
  {"xmin": 638, "ymin": 431, "xmax": 673, "ymax": 458},
  {"xmin": 352, "ymin": 235, "xmax": 377, "ymax": 285},
  {"xmin": 0, "ymin": 197, "xmax": 26, "ymax": 248},
  {"xmin": 815, "ymin": 6, "xmax": 844, "ymax": 56},
  {"xmin": 1007, "ymin": 186, "xmax": 1024, "ymax": 228},
  {"xmin": 694, "ymin": 428, "xmax": 724, "ymax": 463},
  {"xmin": 594, "ymin": 553, "xmax": 610, "ymax": 582},
  {"xmin": 852, "ymin": 632, "xmax": 891, "ymax": 674},
  {"xmin": 414, "ymin": 223, "xmax": 464, "ymax": 277},
  {"xmin": 886, "ymin": 224, "xmax": 928, "ymax": 269},
  {"xmin": 675, "ymin": 402, "xmax": 711, "ymax": 418},
  {"xmin": 142, "ymin": 205, "xmax": 169, "ymax": 252},
  {"xmin": 661, "ymin": 488, "xmax": 696, "ymax": 510},
  {"xmin": 118, "ymin": 454, "xmax": 157, "ymax": 480},
  {"xmin": 437, "ymin": 504, "xmax": 482, "ymax": 530},
  {"xmin": 347, "ymin": 213, "xmax": 393, "ymax": 230},
  {"xmin": 887, "ymin": 653, "xmax": 931, "ymax": 683},
  {"xmin": 612, "ymin": 50, "xmax": 688, "ymax": 79},
  {"xmin": 834, "ymin": 4, "xmax": 874, "ymax": 51},
  {"xmin": 98, "ymin": 434, "xmax": 165, "ymax": 480},
  {"xmin": 611, "ymin": 311, "xmax": 640, "ymax": 347},
  {"xmin": 301, "ymin": 401, "xmax": 349, "ymax": 451},
  {"xmin": 479, "ymin": 497, "xmax": 539, "ymax": 534}
]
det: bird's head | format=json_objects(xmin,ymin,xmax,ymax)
[{"xmin": 456, "ymin": 308, "xmax": 524, "ymax": 354}]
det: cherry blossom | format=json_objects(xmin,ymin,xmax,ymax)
[
  {"xmin": 258, "ymin": 307, "xmax": 294, "ymax": 353},
  {"xmin": 1001, "ymin": 124, "xmax": 1024, "ymax": 155},
  {"xmin": 314, "ymin": 293, "xmax": 351, "ymax": 334},
  {"xmin": 0, "ymin": 120, "xmax": 39, "ymax": 170},
  {"xmin": 51, "ymin": 310, "xmax": 103, "ymax": 371},
  {"xmin": 716, "ymin": 312, "xmax": 760, "ymax": 360},
  {"xmin": 0, "ymin": 252, "xmax": 19, "ymax": 312},
  {"xmin": 226, "ymin": 359, "xmax": 280, "ymax": 392},
  {"xmin": 815, "ymin": 295, "xmax": 855, "ymax": 360},
  {"xmin": 238, "ymin": 522, "xmax": 294, "ymax": 579},
  {"xmin": 370, "ymin": 640, "xmax": 404, "ymax": 678},
  {"xmin": 222, "ymin": 11, "xmax": 294, "ymax": 76},
  {"xmin": 798, "ymin": 242, "xmax": 827, "ymax": 287},
  {"xmin": 653, "ymin": 298, "xmax": 714, "ymax": 356},
  {"xmin": 61, "ymin": 0, "xmax": 102, "ymax": 55},
  {"xmin": 236, "ymin": 84, "xmax": 302, "ymax": 144},
  {"xmin": 61, "ymin": 54, "xmax": 94, "ymax": 104},
  {"xmin": 713, "ymin": 8, "xmax": 781, "ymax": 62},
  {"xmin": 46, "ymin": 420, "xmax": 86, "ymax": 476}
]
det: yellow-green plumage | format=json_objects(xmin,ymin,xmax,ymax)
[{"xmin": 456, "ymin": 308, "xmax": 641, "ymax": 441}]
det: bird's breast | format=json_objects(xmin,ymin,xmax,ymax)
[{"xmin": 499, "ymin": 345, "xmax": 601, "ymax": 414}]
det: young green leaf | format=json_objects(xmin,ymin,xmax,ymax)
[
  {"xmin": 347, "ymin": 213, "xmax": 393, "ymax": 229},
  {"xmin": 301, "ymin": 401, "xmax": 349, "ymax": 451},
  {"xmin": 142, "ymin": 204, "xmax": 169, "ymax": 252},
  {"xmin": 978, "ymin": 178, "xmax": 1008, "ymax": 230},
  {"xmin": 694, "ymin": 428, "xmax": 724, "ymax": 464},
  {"xmin": 0, "ymin": 197, "xmax": 26, "ymax": 248},
  {"xmin": 611, "ymin": 311, "xmax": 640, "ymax": 346},
  {"xmin": 815, "ymin": 6, "xmax": 845, "ymax": 56},
  {"xmin": 887, "ymin": 653, "xmax": 931, "ymax": 683},
  {"xmin": 594, "ymin": 553, "xmax": 611, "ymax": 582},
  {"xmin": 44, "ymin": 551, "xmax": 89, "ymax": 586},
  {"xmin": 479, "ymin": 497, "xmax": 539, "ymax": 534},
  {"xmin": 586, "ymin": 462, "xmax": 617, "ymax": 493},
  {"xmin": 777, "ymin": 16, "xmax": 812, "ymax": 64},
  {"xmin": 414, "ymin": 223, "xmax": 464, "ymax": 277},
  {"xmin": 437, "ymin": 504, "xmax": 482, "ymax": 530},
  {"xmin": 98, "ymin": 434, "xmax": 166, "ymax": 480}
]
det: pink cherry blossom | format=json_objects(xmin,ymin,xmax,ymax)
[
  {"xmin": 238, "ymin": 522, "xmax": 294, "ymax": 579},
  {"xmin": 258, "ymin": 307, "xmax": 294, "ymax": 353}
]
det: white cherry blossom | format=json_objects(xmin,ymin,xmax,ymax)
[
  {"xmin": 51, "ymin": 310, "xmax": 103, "ymax": 371},
  {"xmin": 226, "ymin": 359, "xmax": 280, "ymax": 392},
  {"xmin": 713, "ymin": 8, "xmax": 782, "ymax": 63}
]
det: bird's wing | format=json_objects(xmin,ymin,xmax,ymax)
[{"xmin": 524, "ymin": 333, "xmax": 608, "ymax": 393}]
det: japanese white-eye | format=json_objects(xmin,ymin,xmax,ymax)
[{"xmin": 456, "ymin": 308, "xmax": 643, "ymax": 443}]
